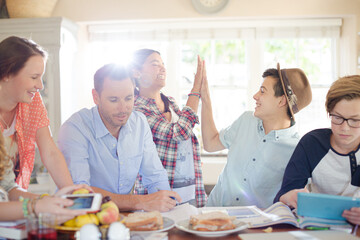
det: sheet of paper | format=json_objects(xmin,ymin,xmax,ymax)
[
  {"xmin": 238, "ymin": 230, "xmax": 358, "ymax": 240},
  {"xmin": 161, "ymin": 203, "xmax": 199, "ymax": 222},
  {"xmin": 173, "ymin": 185, "xmax": 195, "ymax": 203},
  {"xmin": 130, "ymin": 232, "xmax": 168, "ymax": 240}
]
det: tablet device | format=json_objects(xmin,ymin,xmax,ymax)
[
  {"xmin": 61, "ymin": 193, "xmax": 102, "ymax": 212},
  {"xmin": 297, "ymin": 192, "xmax": 360, "ymax": 220}
]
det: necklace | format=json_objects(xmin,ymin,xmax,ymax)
[{"xmin": 0, "ymin": 113, "xmax": 11, "ymax": 129}]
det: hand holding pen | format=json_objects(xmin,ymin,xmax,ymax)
[{"xmin": 138, "ymin": 189, "xmax": 182, "ymax": 212}]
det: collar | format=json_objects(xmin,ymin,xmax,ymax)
[
  {"xmin": 257, "ymin": 119, "xmax": 298, "ymax": 141},
  {"xmin": 92, "ymin": 106, "xmax": 132, "ymax": 139}
]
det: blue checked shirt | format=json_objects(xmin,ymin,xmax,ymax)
[{"xmin": 58, "ymin": 106, "xmax": 170, "ymax": 194}]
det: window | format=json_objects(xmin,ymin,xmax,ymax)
[
  {"xmin": 263, "ymin": 38, "xmax": 335, "ymax": 135},
  {"xmin": 84, "ymin": 18, "xmax": 342, "ymax": 154},
  {"xmin": 180, "ymin": 40, "xmax": 248, "ymax": 128}
]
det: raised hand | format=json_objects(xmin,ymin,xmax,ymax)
[
  {"xmin": 200, "ymin": 60, "xmax": 210, "ymax": 102},
  {"xmin": 192, "ymin": 55, "xmax": 204, "ymax": 93}
]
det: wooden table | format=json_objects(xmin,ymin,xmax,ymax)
[
  {"xmin": 58, "ymin": 224, "xmax": 359, "ymax": 239},
  {"xmin": 168, "ymin": 224, "xmax": 311, "ymax": 240},
  {"xmin": 57, "ymin": 210, "xmax": 360, "ymax": 239}
]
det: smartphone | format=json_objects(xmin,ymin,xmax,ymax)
[{"xmin": 61, "ymin": 193, "xmax": 102, "ymax": 212}]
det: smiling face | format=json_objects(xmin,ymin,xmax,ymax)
[
  {"xmin": 6, "ymin": 55, "xmax": 45, "ymax": 104},
  {"xmin": 136, "ymin": 52, "xmax": 166, "ymax": 90},
  {"xmin": 93, "ymin": 77, "xmax": 134, "ymax": 137},
  {"xmin": 330, "ymin": 98, "xmax": 360, "ymax": 153},
  {"xmin": 253, "ymin": 76, "xmax": 286, "ymax": 121}
]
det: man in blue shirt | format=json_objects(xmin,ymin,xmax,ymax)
[
  {"xmin": 200, "ymin": 64, "xmax": 312, "ymax": 208},
  {"xmin": 58, "ymin": 64, "xmax": 181, "ymax": 212}
]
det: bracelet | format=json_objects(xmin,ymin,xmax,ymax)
[
  {"xmin": 20, "ymin": 198, "xmax": 30, "ymax": 217},
  {"xmin": 188, "ymin": 92, "xmax": 201, "ymax": 99},
  {"xmin": 28, "ymin": 199, "xmax": 33, "ymax": 217},
  {"xmin": 32, "ymin": 198, "xmax": 39, "ymax": 217}
]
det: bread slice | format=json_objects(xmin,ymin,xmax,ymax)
[
  {"xmin": 124, "ymin": 211, "xmax": 163, "ymax": 231},
  {"xmin": 190, "ymin": 211, "xmax": 236, "ymax": 231}
]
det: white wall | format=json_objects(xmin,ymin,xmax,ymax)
[
  {"xmin": 52, "ymin": 0, "xmax": 360, "ymax": 23},
  {"xmin": 52, "ymin": 1, "xmax": 360, "ymax": 64}
]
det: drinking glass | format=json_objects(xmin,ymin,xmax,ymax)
[{"xmin": 27, "ymin": 213, "xmax": 57, "ymax": 240}]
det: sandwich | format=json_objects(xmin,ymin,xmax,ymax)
[
  {"xmin": 124, "ymin": 211, "xmax": 163, "ymax": 231},
  {"xmin": 190, "ymin": 211, "xmax": 236, "ymax": 231}
]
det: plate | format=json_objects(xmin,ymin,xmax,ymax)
[
  {"xmin": 56, "ymin": 214, "xmax": 124, "ymax": 232},
  {"xmin": 130, "ymin": 217, "xmax": 175, "ymax": 233},
  {"xmin": 175, "ymin": 219, "xmax": 248, "ymax": 237}
]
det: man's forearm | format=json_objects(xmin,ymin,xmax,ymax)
[{"xmin": 201, "ymin": 96, "xmax": 224, "ymax": 152}]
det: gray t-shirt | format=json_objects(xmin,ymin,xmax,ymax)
[{"xmin": 170, "ymin": 108, "xmax": 196, "ymax": 205}]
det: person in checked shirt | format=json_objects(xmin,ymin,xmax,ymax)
[{"xmin": 130, "ymin": 49, "xmax": 207, "ymax": 207}]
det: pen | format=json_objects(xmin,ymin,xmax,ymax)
[
  {"xmin": 156, "ymin": 188, "xmax": 176, "ymax": 201},
  {"xmin": 306, "ymin": 227, "xmax": 329, "ymax": 230},
  {"xmin": 157, "ymin": 188, "xmax": 179, "ymax": 204},
  {"xmin": 353, "ymin": 224, "xmax": 358, "ymax": 236}
]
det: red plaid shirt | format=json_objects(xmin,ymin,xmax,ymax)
[{"xmin": 134, "ymin": 94, "xmax": 207, "ymax": 207}]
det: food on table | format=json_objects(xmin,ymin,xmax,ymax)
[
  {"xmin": 124, "ymin": 211, "xmax": 163, "ymax": 231},
  {"xmin": 189, "ymin": 211, "xmax": 236, "ymax": 231},
  {"xmin": 60, "ymin": 196, "xmax": 120, "ymax": 228},
  {"xmin": 96, "ymin": 201, "xmax": 120, "ymax": 225},
  {"xmin": 72, "ymin": 188, "xmax": 90, "ymax": 195}
]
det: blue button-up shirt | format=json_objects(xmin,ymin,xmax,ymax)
[
  {"xmin": 58, "ymin": 107, "xmax": 170, "ymax": 194},
  {"xmin": 207, "ymin": 111, "xmax": 299, "ymax": 208}
]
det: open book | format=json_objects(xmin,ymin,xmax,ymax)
[
  {"xmin": 203, "ymin": 202, "xmax": 352, "ymax": 230},
  {"xmin": 163, "ymin": 202, "xmax": 352, "ymax": 230}
]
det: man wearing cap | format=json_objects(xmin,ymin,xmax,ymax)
[{"xmin": 201, "ymin": 64, "xmax": 312, "ymax": 208}]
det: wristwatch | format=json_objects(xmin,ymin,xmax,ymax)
[{"xmin": 191, "ymin": 0, "xmax": 230, "ymax": 14}]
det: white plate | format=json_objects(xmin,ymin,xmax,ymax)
[
  {"xmin": 130, "ymin": 217, "xmax": 175, "ymax": 234},
  {"xmin": 175, "ymin": 219, "xmax": 248, "ymax": 237}
]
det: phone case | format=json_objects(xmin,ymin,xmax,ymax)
[{"xmin": 297, "ymin": 192, "xmax": 360, "ymax": 220}]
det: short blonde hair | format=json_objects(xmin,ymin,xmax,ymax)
[
  {"xmin": 325, "ymin": 75, "xmax": 360, "ymax": 114},
  {"xmin": 0, "ymin": 133, "xmax": 9, "ymax": 181}
]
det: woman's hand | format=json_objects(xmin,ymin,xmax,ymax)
[
  {"xmin": 343, "ymin": 207, "xmax": 360, "ymax": 225},
  {"xmin": 192, "ymin": 55, "xmax": 204, "ymax": 92},
  {"xmin": 35, "ymin": 196, "xmax": 88, "ymax": 223},
  {"xmin": 54, "ymin": 184, "xmax": 94, "ymax": 197},
  {"xmin": 34, "ymin": 184, "xmax": 94, "ymax": 223},
  {"xmin": 279, "ymin": 188, "xmax": 309, "ymax": 209}
]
